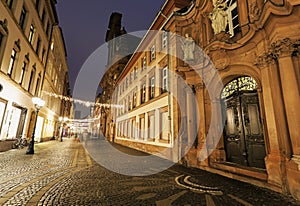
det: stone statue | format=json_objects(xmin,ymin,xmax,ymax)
[
  {"xmin": 209, "ymin": 0, "xmax": 228, "ymax": 34},
  {"xmin": 181, "ymin": 33, "xmax": 195, "ymax": 61}
]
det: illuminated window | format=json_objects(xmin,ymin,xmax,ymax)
[
  {"xmin": 28, "ymin": 24, "xmax": 35, "ymax": 45},
  {"xmin": 141, "ymin": 83, "xmax": 146, "ymax": 103},
  {"xmin": 6, "ymin": 0, "xmax": 14, "ymax": 9},
  {"xmin": 142, "ymin": 56, "xmax": 146, "ymax": 71},
  {"xmin": 7, "ymin": 49, "xmax": 17, "ymax": 76},
  {"xmin": 221, "ymin": 76, "xmax": 257, "ymax": 99},
  {"xmin": 19, "ymin": 7, "xmax": 27, "ymax": 30},
  {"xmin": 150, "ymin": 76, "xmax": 155, "ymax": 99},
  {"xmin": 150, "ymin": 45, "xmax": 155, "ymax": 61},
  {"xmin": 226, "ymin": 0, "xmax": 240, "ymax": 37},
  {"xmin": 162, "ymin": 67, "xmax": 168, "ymax": 93},
  {"xmin": 134, "ymin": 67, "xmax": 138, "ymax": 79},
  {"xmin": 133, "ymin": 91, "xmax": 137, "ymax": 108}
]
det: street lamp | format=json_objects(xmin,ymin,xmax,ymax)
[{"xmin": 26, "ymin": 97, "xmax": 45, "ymax": 154}]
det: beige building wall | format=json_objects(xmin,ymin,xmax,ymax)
[{"xmin": 0, "ymin": 0, "xmax": 69, "ymax": 144}]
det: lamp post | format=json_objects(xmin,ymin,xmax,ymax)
[{"xmin": 26, "ymin": 97, "xmax": 45, "ymax": 154}]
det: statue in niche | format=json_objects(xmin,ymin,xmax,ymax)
[
  {"xmin": 209, "ymin": 0, "xmax": 228, "ymax": 34},
  {"xmin": 181, "ymin": 33, "xmax": 195, "ymax": 61}
]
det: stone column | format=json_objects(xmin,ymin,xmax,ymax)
[
  {"xmin": 274, "ymin": 39, "xmax": 300, "ymax": 155},
  {"xmin": 144, "ymin": 112, "xmax": 148, "ymax": 141},
  {"xmin": 194, "ymin": 83, "xmax": 208, "ymax": 166}
]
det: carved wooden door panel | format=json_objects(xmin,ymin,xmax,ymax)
[
  {"xmin": 241, "ymin": 93, "xmax": 266, "ymax": 169},
  {"xmin": 224, "ymin": 92, "xmax": 266, "ymax": 169},
  {"xmin": 224, "ymin": 95, "xmax": 248, "ymax": 166}
]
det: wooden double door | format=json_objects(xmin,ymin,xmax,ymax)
[{"xmin": 223, "ymin": 91, "xmax": 266, "ymax": 169}]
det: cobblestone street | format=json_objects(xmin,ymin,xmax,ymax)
[{"xmin": 0, "ymin": 138, "xmax": 299, "ymax": 206}]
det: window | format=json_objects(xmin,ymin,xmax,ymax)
[
  {"xmin": 150, "ymin": 76, "xmax": 155, "ymax": 99},
  {"xmin": 226, "ymin": 0, "xmax": 240, "ymax": 37},
  {"xmin": 126, "ymin": 77, "xmax": 128, "ymax": 89},
  {"xmin": 0, "ymin": 33, "xmax": 3, "ymax": 49},
  {"xmin": 130, "ymin": 72, "xmax": 133, "ymax": 84},
  {"xmin": 7, "ymin": 49, "xmax": 17, "ymax": 76},
  {"xmin": 162, "ymin": 31, "xmax": 168, "ymax": 49},
  {"xmin": 19, "ymin": 7, "xmax": 27, "ymax": 30},
  {"xmin": 28, "ymin": 68, "xmax": 36, "ymax": 93},
  {"xmin": 36, "ymin": 37, "xmax": 41, "ymax": 55},
  {"xmin": 6, "ymin": 0, "xmax": 14, "ymax": 9},
  {"xmin": 134, "ymin": 67, "xmax": 138, "ymax": 79},
  {"xmin": 162, "ymin": 67, "xmax": 168, "ymax": 93},
  {"xmin": 141, "ymin": 83, "xmax": 146, "ymax": 103},
  {"xmin": 46, "ymin": 22, "xmax": 50, "ymax": 37},
  {"xmin": 19, "ymin": 62, "xmax": 27, "ymax": 85},
  {"xmin": 41, "ymin": 48, "xmax": 46, "ymax": 62},
  {"xmin": 128, "ymin": 95, "xmax": 132, "ymax": 111},
  {"xmin": 34, "ymin": 74, "xmax": 41, "ymax": 96},
  {"xmin": 142, "ymin": 56, "xmax": 146, "ymax": 71},
  {"xmin": 41, "ymin": 9, "xmax": 46, "ymax": 25},
  {"xmin": 133, "ymin": 91, "xmax": 137, "ymax": 108},
  {"xmin": 28, "ymin": 24, "xmax": 35, "ymax": 45},
  {"xmin": 35, "ymin": 0, "xmax": 40, "ymax": 11},
  {"xmin": 160, "ymin": 111, "xmax": 169, "ymax": 141},
  {"xmin": 150, "ymin": 45, "xmax": 155, "ymax": 61}
]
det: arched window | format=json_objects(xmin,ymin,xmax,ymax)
[{"xmin": 221, "ymin": 76, "xmax": 257, "ymax": 99}]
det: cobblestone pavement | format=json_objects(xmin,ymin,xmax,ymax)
[{"xmin": 0, "ymin": 138, "xmax": 299, "ymax": 206}]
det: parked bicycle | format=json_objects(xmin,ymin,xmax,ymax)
[{"xmin": 12, "ymin": 135, "xmax": 28, "ymax": 149}]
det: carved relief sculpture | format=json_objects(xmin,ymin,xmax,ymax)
[{"xmin": 209, "ymin": 0, "xmax": 228, "ymax": 34}]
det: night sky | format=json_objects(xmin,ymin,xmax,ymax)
[{"xmin": 56, "ymin": 0, "xmax": 166, "ymax": 92}]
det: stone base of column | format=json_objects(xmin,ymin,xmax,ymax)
[
  {"xmin": 286, "ymin": 156, "xmax": 300, "ymax": 200},
  {"xmin": 265, "ymin": 152, "xmax": 284, "ymax": 188}
]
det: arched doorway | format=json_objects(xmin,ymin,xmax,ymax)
[{"xmin": 221, "ymin": 76, "xmax": 266, "ymax": 169}]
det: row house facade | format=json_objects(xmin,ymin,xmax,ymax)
[
  {"xmin": 102, "ymin": 0, "xmax": 300, "ymax": 200},
  {"xmin": 0, "ymin": 0, "xmax": 70, "ymax": 150}
]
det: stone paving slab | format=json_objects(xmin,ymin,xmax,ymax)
[{"xmin": 0, "ymin": 138, "xmax": 299, "ymax": 206}]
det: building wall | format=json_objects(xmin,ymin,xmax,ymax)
[
  {"xmin": 99, "ymin": 0, "xmax": 300, "ymax": 200},
  {"xmin": 0, "ymin": 0, "xmax": 69, "ymax": 147}
]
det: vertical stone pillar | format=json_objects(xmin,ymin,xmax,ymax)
[
  {"xmin": 144, "ymin": 112, "xmax": 148, "ymax": 141},
  {"xmin": 272, "ymin": 38, "xmax": 300, "ymax": 199},
  {"xmin": 186, "ymin": 89, "xmax": 196, "ymax": 149},
  {"xmin": 194, "ymin": 83, "xmax": 209, "ymax": 166}
]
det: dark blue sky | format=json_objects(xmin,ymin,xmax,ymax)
[{"xmin": 56, "ymin": 0, "xmax": 166, "ymax": 91}]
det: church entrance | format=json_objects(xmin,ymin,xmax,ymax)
[{"xmin": 222, "ymin": 76, "xmax": 266, "ymax": 169}]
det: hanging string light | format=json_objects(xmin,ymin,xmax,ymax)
[{"xmin": 42, "ymin": 91, "xmax": 123, "ymax": 109}]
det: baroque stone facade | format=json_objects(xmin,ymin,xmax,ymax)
[{"xmin": 99, "ymin": 0, "xmax": 300, "ymax": 200}]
